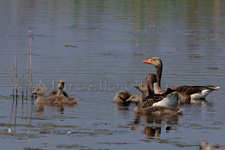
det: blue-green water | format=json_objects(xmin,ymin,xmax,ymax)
[{"xmin": 0, "ymin": 0, "xmax": 225, "ymax": 149}]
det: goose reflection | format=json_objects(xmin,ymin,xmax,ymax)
[
  {"xmin": 36, "ymin": 104, "xmax": 66, "ymax": 114},
  {"xmin": 129, "ymin": 114, "xmax": 181, "ymax": 139},
  {"xmin": 143, "ymin": 115, "xmax": 179, "ymax": 139}
]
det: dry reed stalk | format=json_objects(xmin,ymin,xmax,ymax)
[
  {"xmin": 10, "ymin": 64, "xmax": 14, "ymax": 98},
  {"xmin": 26, "ymin": 49, "xmax": 29, "ymax": 98},
  {"xmin": 29, "ymin": 31, "xmax": 33, "ymax": 95},
  {"xmin": 15, "ymin": 55, "xmax": 18, "ymax": 98},
  {"xmin": 9, "ymin": 99, "xmax": 15, "ymax": 127},
  {"xmin": 14, "ymin": 99, "xmax": 18, "ymax": 132},
  {"xmin": 22, "ymin": 72, "xmax": 24, "ymax": 99}
]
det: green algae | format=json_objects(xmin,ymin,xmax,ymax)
[
  {"xmin": 0, "ymin": 122, "xmax": 34, "ymax": 128},
  {"xmin": 205, "ymin": 67, "xmax": 218, "ymax": 70},
  {"xmin": 57, "ymin": 144, "xmax": 87, "ymax": 149},
  {"xmin": 40, "ymin": 123, "xmax": 78, "ymax": 128},
  {"xmin": 39, "ymin": 130, "xmax": 50, "ymax": 134},
  {"xmin": 117, "ymin": 125, "xmax": 129, "ymax": 128},
  {"xmin": 140, "ymin": 139, "xmax": 152, "ymax": 143},
  {"xmin": 64, "ymin": 45, "xmax": 77, "ymax": 48},
  {"xmin": 24, "ymin": 148, "xmax": 43, "ymax": 150},
  {"xmin": 0, "ymin": 131, "xmax": 38, "ymax": 138},
  {"xmin": 70, "ymin": 128, "xmax": 126, "ymax": 137},
  {"xmin": 19, "ymin": 116, "xmax": 49, "ymax": 120},
  {"xmin": 97, "ymin": 142, "xmax": 136, "ymax": 145}
]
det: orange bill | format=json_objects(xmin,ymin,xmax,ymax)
[{"xmin": 142, "ymin": 59, "xmax": 151, "ymax": 64}]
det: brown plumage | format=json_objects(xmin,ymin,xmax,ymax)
[
  {"xmin": 126, "ymin": 94, "xmax": 183, "ymax": 116},
  {"xmin": 143, "ymin": 57, "xmax": 220, "ymax": 104},
  {"xmin": 126, "ymin": 94, "xmax": 150, "ymax": 108},
  {"xmin": 113, "ymin": 91, "xmax": 132, "ymax": 103},
  {"xmin": 133, "ymin": 84, "xmax": 152, "ymax": 108},
  {"xmin": 128, "ymin": 74, "xmax": 179, "ymax": 117},
  {"xmin": 138, "ymin": 106, "xmax": 183, "ymax": 116},
  {"xmin": 46, "ymin": 80, "xmax": 69, "ymax": 97},
  {"xmin": 132, "ymin": 74, "xmax": 178, "ymax": 108},
  {"xmin": 134, "ymin": 84, "xmax": 147, "ymax": 93},
  {"xmin": 32, "ymin": 87, "xmax": 78, "ymax": 106}
]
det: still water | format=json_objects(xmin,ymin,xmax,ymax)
[{"xmin": 0, "ymin": 0, "xmax": 225, "ymax": 149}]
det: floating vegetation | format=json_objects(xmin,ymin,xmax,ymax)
[
  {"xmin": 133, "ymin": 53, "xmax": 143, "ymax": 56},
  {"xmin": 24, "ymin": 148, "xmax": 43, "ymax": 150},
  {"xmin": 57, "ymin": 144, "xmax": 87, "ymax": 149},
  {"xmin": 101, "ymin": 52, "xmax": 120, "ymax": 57},
  {"xmin": 213, "ymin": 121, "xmax": 225, "ymax": 125},
  {"xmin": 64, "ymin": 45, "xmax": 78, "ymax": 48},
  {"xmin": 0, "ymin": 122, "xmax": 33, "ymax": 128},
  {"xmin": 39, "ymin": 130, "xmax": 50, "ymax": 134},
  {"xmin": 140, "ymin": 139, "xmax": 152, "ymax": 143},
  {"xmin": 144, "ymin": 137, "xmax": 198, "ymax": 148},
  {"xmin": 0, "ymin": 95, "xmax": 15, "ymax": 100},
  {"xmin": 172, "ymin": 142, "xmax": 198, "ymax": 148},
  {"xmin": 68, "ymin": 128, "xmax": 127, "ymax": 137},
  {"xmin": 71, "ymin": 131, "xmax": 100, "ymax": 136},
  {"xmin": 40, "ymin": 123, "xmax": 78, "ymax": 128},
  {"xmin": 0, "ymin": 131, "xmax": 38, "ymax": 138},
  {"xmin": 205, "ymin": 67, "xmax": 218, "ymax": 70},
  {"xmin": 155, "ymin": 138, "xmax": 169, "ymax": 144},
  {"xmin": 183, "ymin": 123, "xmax": 221, "ymax": 130},
  {"xmin": 117, "ymin": 125, "xmax": 129, "ymax": 129},
  {"xmin": 193, "ymin": 56, "xmax": 202, "ymax": 58},
  {"xmin": 189, "ymin": 55, "xmax": 202, "ymax": 58},
  {"xmin": 19, "ymin": 116, "xmax": 49, "ymax": 121},
  {"xmin": 97, "ymin": 142, "xmax": 136, "ymax": 145},
  {"xmin": 190, "ymin": 123, "xmax": 201, "ymax": 127}
]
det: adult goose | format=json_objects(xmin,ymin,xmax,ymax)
[
  {"xmin": 142, "ymin": 57, "xmax": 220, "ymax": 102},
  {"xmin": 47, "ymin": 80, "xmax": 69, "ymax": 97},
  {"xmin": 126, "ymin": 93, "xmax": 183, "ymax": 116},
  {"xmin": 32, "ymin": 87, "xmax": 78, "ymax": 106},
  {"xmin": 130, "ymin": 73, "xmax": 178, "ymax": 108}
]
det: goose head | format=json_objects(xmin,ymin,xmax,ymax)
[
  {"xmin": 58, "ymin": 80, "xmax": 65, "ymax": 90},
  {"xmin": 142, "ymin": 57, "xmax": 162, "ymax": 68},
  {"xmin": 32, "ymin": 87, "xmax": 45, "ymax": 96},
  {"xmin": 134, "ymin": 84, "xmax": 147, "ymax": 93},
  {"xmin": 126, "ymin": 95, "xmax": 140, "ymax": 103}
]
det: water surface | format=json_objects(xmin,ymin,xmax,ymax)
[{"xmin": 0, "ymin": 0, "xmax": 225, "ymax": 149}]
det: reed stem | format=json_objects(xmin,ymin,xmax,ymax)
[
  {"xmin": 29, "ymin": 31, "xmax": 33, "ymax": 96},
  {"xmin": 15, "ymin": 55, "xmax": 18, "ymax": 99},
  {"xmin": 10, "ymin": 64, "xmax": 14, "ymax": 98},
  {"xmin": 26, "ymin": 49, "xmax": 29, "ymax": 98},
  {"xmin": 22, "ymin": 72, "xmax": 24, "ymax": 99}
]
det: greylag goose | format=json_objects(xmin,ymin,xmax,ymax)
[
  {"xmin": 134, "ymin": 84, "xmax": 147, "ymax": 94},
  {"xmin": 134, "ymin": 83, "xmax": 147, "ymax": 105},
  {"xmin": 46, "ymin": 80, "xmax": 69, "ymax": 97},
  {"xmin": 32, "ymin": 87, "xmax": 78, "ymax": 106},
  {"xmin": 143, "ymin": 57, "xmax": 220, "ymax": 102},
  {"xmin": 113, "ymin": 91, "xmax": 132, "ymax": 103},
  {"xmin": 126, "ymin": 93, "xmax": 183, "ymax": 116},
  {"xmin": 130, "ymin": 74, "xmax": 178, "ymax": 108}
]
